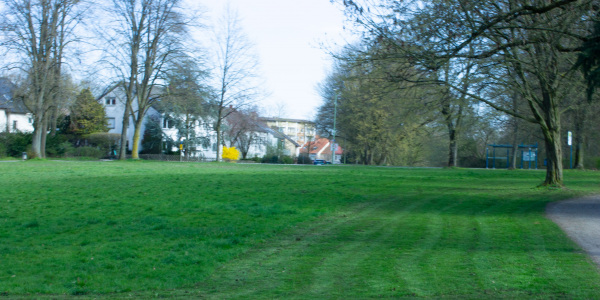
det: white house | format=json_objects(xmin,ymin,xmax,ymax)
[
  {"xmin": 100, "ymin": 87, "xmax": 160, "ymax": 152},
  {"xmin": 0, "ymin": 78, "xmax": 34, "ymax": 133}
]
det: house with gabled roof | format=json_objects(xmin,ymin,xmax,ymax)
[
  {"xmin": 300, "ymin": 135, "xmax": 343, "ymax": 163},
  {"xmin": 0, "ymin": 78, "xmax": 34, "ymax": 133}
]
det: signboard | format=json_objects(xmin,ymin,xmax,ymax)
[
  {"xmin": 567, "ymin": 131, "xmax": 572, "ymax": 146},
  {"xmin": 523, "ymin": 152, "xmax": 536, "ymax": 162}
]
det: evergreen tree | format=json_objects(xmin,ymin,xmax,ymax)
[{"xmin": 69, "ymin": 89, "xmax": 108, "ymax": 135}]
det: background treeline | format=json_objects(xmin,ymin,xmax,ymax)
[
  {"xmin": 0, "ymin": 1, "xmax": 260, "ymax": 162},
  {"xmin": 315, "ymin": 0, "xmax": 600, "ymax": 186}
]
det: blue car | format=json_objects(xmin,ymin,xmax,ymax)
[{"xmin": 313, "ymin": 160, "xmax": 331, "ymax": 165}]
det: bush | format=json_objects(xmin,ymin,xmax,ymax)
[
  {"xmin": 297, "ymin": 154, "xmax": 312, "ymax": 165},
  {"xmin": 222, "ymin": 146, "xmax": 240, "ymax": 161},
  {"xmin": 0, "ymin": 132, "xmax": 32, "ymax": 157},
  {"xmin": 46, "ymin": 134, "xmax": 72, "ymax": 157},
  {"xmin": 260, "ymin": 154, "xmax": 294, "ymax": 164},
  {"xmin": 261, "ymin": 155, "xmax": 279, "ymax": 164},
  {"xmin": 85, "ymin": 133, "xmax": 120, "ymax": 157},
  {"xmin": 0, "ymin": 140, "xmax": 6, "ymax": 158},
  {"xmin": 280, "ymin": 155, "xmax": 294, "ymax": 164},
  {"xmin": 65, "ymin": 146, "xmax": 105, "ymax": 159}
]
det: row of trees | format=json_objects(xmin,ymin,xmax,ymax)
[
  {"xmin": 317, "ymin": 0, "xmax": 600, "ymax": 186},
  {"xmin": 0, "ymin": 0, "xmax": 260, "ymax": 162}
]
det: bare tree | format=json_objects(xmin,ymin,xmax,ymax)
[
  {"xmin": 339, "ymin": 0, "xmax": 594, "ymax": 186},
  {"xmin": 1, "ymin": 0, "xmax": 84, "ymax": 158},
  {"xmin": 158, "ymin": 57, "xmax": 212, "ymax": 157},
  {"xmin": 223, "ymin": 107, "xmax": 262, "ymax": 159},
  {"xmin": 104, "ymin": 0, "xmax": 189, "ymax": 160},
  {"xmin": 211, "ymin": 5, "xmax": 260, "ymax": 162}
]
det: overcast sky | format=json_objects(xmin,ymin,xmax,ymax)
[{"xmin": 199, "ymin": 0, "xmax": 348, "ymax": 120}]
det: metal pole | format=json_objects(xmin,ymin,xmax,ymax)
[
  {"xmin": 486, "ymin": 148, "xmax": 489, "ymax": 169},
  {"xmin": 570, "ymin": 145, "xmax": 573, "ymax": 169},
  {"xmin": 520, "ymin": 150, "xmax": 523, "ymax": 169},
  {"xmin": 331, "ymin": 92, "xmax": 338, "ymax": 164}
]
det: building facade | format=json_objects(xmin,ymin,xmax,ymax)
[
  {"xmin": 0, "ymin": 78, "xmax": 34, "ymax": 133},
  {"xmin": 100, "ymin": 90, "xmax": 299, "ymax": 160},
  {"xmin": 259, "ymin": 117, "xmax": 315, "ymax": 156}
]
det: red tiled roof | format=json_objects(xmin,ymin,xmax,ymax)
[{"xmin": 300, "ymin": 137, "xmax": 342, "ymax": 155}]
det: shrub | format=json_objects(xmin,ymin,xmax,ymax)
[
  {"xmin": 261, "ymin": 155, "xmax": 279, "ymax": 164},
  {"xmin": 0, "ymin": 139, "xmax": 6, "ymax": 158},
  {"xmin": 297, "ymin": 153, "xmax": 312, "ymax": 164},
  {"xmin": 280, "ymin": 155, "xmax": 294, "ymax": 164},
  {"xmin": 222, "ymin": 146, "xmax": 240, "ymax": 161},
  {"xmin": 0, "ymin": 132, "xmax": 32, "ymax": 157},
  {"xmin": 46, "ymin": 134, "xmax": 72, "ymax": 157},
  {"xmin": 63, "ymin": 144, "xmax": 104, "ymax": 159},
  {"xmin": 85, "ymin": 133, "xmax": 120, "ymax": 157},
  {"xmin": 260, "ymin": 154, "xmax": 294, "ymax": 164}
]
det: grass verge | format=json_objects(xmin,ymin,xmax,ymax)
[{"xmin": 1, "ymin": 161, "xmax": 599, "ymax": 298}]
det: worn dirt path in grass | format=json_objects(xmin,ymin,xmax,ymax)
[{"xmin": 547, "ymin": 195, "xmax": 600, "ymax": 268}]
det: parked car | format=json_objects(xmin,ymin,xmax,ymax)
[{"xmin": 313, "ymin": 160, "xmax": 332, "ymax": 165}]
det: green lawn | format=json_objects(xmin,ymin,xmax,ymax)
[{"xmin": 1, "ymin": 161, "xmax": 600, "ymax": 298}]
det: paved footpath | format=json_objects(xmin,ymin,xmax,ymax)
[{"xmin": 547, "ymin": 195, "xmax": 600, "ymax": 268}]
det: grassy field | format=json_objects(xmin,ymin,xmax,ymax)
[{"xmin": 1, "ymin": 161, "xmax": 600, "ymax": 298}]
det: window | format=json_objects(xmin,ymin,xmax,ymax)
[
  {"xmin": 28, "ymin": 117, "xmax": 33, "ymax": 124},
  {"xmin": 12, "ymin": 120, "xmax": 17, "ymax": 131},
  {"xmin": 163, "ymin": 117, "xmax": 173, "ymax": 129},
  {"xmin": 105, "ymin": 97, "xmax": 116, "ymax": 105},
  {"xmin": 107, "ymin": 118, "xmax": 116, "ymax": 129}
]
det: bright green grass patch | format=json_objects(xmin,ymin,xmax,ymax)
[{"xmin": 1, "ymin": 161, "xmax": 600, "ymax": 298}]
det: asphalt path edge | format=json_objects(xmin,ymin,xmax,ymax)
[{"xmin": 546, "ymin": 195, "xmax": 600, "ymax": 268}]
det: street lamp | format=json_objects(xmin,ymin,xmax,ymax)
[{"xmin": 331, "ymin": 91, "xmax": 338, "ymax": 164}]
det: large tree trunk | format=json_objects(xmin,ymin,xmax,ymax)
[
  {"xmin": 510, "ymin": 94, "xmax": 520, "ymax": 169},
  {"xmin": 448, "ymin": 128, "xmax": 458, "ymax": 167},
  {"xmin": 131, "ymin": 117, "xmax": 143, "ymax": 159},
  {"xmin": 573, "ymin": 108, "xmax": 587, "ymax": 170},
  {"xmin": 574, "ymin": 138, "xmax": 584, "ymax": 170},
  {"xmin": 118, "ymin": 106, "xmax": 130, "ymax": 160},
  {"xmin": 40, "ymin": 112, "xmax": 49, "ymax": 158},
  {"xmin": 541, "ymin": 127, "xmax": 563, "ymax": 186},
  {"xmin": 31, "ymin": 126, "xmax": 43, "ymax": 158},
  {"xmin": 49, "ymin": 105, "xmax": 59, "ymax": 137},
  {"xmin": 31, "ymin": 110, "xmax": 45, "ymax": 158}
]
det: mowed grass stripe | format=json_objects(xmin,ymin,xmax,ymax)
[
  {"xmin": 1, "ymin": 162, "xmax": 600, "ymax": 298},
  {"xmin": 195, "ymin": 197, "xmax": 422, "ymax": 298}
]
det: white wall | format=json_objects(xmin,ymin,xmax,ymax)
[
  {"xmin": 102, "ymin": 93, "xmax": 157, "ymax": 151},
  {"xmin": 0, "ymin": 109, "xmax": 34, "ymax": 133}
]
